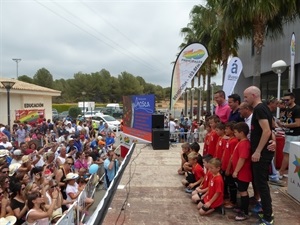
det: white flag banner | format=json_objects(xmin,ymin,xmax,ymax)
[
  {"xmin": 170, "ymin": 43, "xmax": 208, "ymax": 109},
  {"xmin": 223, "ymin": 57, "xmax": 243, "ymax": 98},
  {"xmin": 290, "ymin": 32, "xmax": 295, "ymax": 92}
]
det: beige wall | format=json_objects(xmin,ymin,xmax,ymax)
[{"xmin": 0, "ymin": 90, "xmax": 53, "ymax": 126}]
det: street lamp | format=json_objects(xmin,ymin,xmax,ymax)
[
  {"xmin": 12, "ymin": 58, "xmax": 21, "ymax": 79},
  {"xmin": 1, "ymin": 81, "xmax": 16, "ymax": 130},
  {"xmin": 211, "ymin": 82, "xmax": 216, "ymax": 115},
  {"xmin": 272, "ymin": 60, "xmax": 287, "ymax": 118},
  {"xmin": 82, "ymin": 91, "xmax": 86, "ymax": 115}
]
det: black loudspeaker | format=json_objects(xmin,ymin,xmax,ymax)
[
  {"xmin": 293, "ymin": 88, "xmax": 300, "ymax": 106},
  {"xmin": 152, "ymin": 114, "xmax": 165, "ymax": 129},
  {"xmin": 152, "ymin": 128, "xmax": 170, "ymax": 150}
]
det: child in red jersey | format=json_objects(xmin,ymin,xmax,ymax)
[
  {"xmin": 222, "ymin": 122, "xmax": 239, "ymax": 208},
  {"xmin": 182, "ymin": 152, "xmax": 205, "ymax": 191},
  {"xmin": 197, "ymin": 158, "xmax": 224, "ymax": 216},
  {"xmin": 232, "ymin": 122, "xmax": 252, "ymax": 221},
  {"xmin": 207, "ymin": 115, "xmax": 220, "ymax": 156},
  {"xmin": 203, "ymin": 122, "xmax": 212, "ymax": 156},
  {"xmin": 191, "ymin": 154, "xmax": 213, "ymax": 203},
  {"xmin": 214, "ymin": 123, "xmax": 227, "ymax": 160}
]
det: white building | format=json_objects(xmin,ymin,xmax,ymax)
[{"xmin": 0, "ymin": 78, "xmax": 61, "ymax": 127}]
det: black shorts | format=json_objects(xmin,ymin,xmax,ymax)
[
  {"xmin": 236, "ymin": 179, "xmax": 250, "ymax": 192},
  {"xmin": 200, "ymin": 200, "xmax": 212, "ymax": 211}
]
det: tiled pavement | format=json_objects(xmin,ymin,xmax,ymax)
[{"xmin": 101, "ymin": 144, "xmax": 300, "ymax": 225}]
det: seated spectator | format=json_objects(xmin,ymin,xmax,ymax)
[
  {"xmin": 178, "ymin": 142, "xmax": 190, "ymax": 175},
  {"xmin": 25, "ymin": 189, "xmax": 59, "ymax": 225}
]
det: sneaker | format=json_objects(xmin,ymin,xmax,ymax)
[
  {"xmin": 224, "ymin": 202, "xmax": 235, "ymax": 209},
  {"xmin": 283, "ymin": 174, "xmax": 288, "ymax": 178},
  {"xmin": 251, "ymin": 201, "xmax": 262, "ymax": 214},
  {"xmin": 235, "ymin": 212, "xmax": 248, "ymax": 221},
  {"xmin": 258, "ymin": 213, "xmax": 274, "ymax": 219},
  {"xmin": 255, "ymin": 218, "xmax": 274, "ymax": 225},
  {"xmin": 185, "ymin": 188, "xmax": 194, "ymax": 193}
]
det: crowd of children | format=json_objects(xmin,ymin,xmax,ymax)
[{"xmin": 179, "ymin": 115, "xmax": 255, "ymax": 222}]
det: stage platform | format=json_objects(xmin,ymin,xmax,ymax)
[{"xmin": 93, "ymin": 143, "xmax": 300, "ymax": 225}]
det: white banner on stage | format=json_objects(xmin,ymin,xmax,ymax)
[
  {"xmin": 290, "ymin": 32, "xmax": 295, "ymax": 92},
  {"xmin": 223, "ymin": 57, "xmax": 243, "ymax": 98}
]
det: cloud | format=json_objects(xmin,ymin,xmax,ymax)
[{"xmin": 0, "ymin": 0, "xmax": 208, "ymax": 87}]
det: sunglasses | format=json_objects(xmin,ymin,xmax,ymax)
[
  {"xmin": 1, "ymin": 170, "xmax": 9, "ymax": 174},
  {"xmin": 0, "ymin": 192, "xmax": 4, "ymax": 196},
  {"xmin": 51, "ymin": 185, "xmax": 58, "ymax": 189}
]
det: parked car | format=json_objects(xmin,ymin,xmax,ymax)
[
  {"xmin": 92, "ymin": 115, "xmax": 121, "ymax": 131},
  {"xmin": 58, "ymin": 111, "xmax": 69, "ymax": 121},
  {"xmin": 52, "ymin": 109, "xmax": 59, "ymax": 121}
]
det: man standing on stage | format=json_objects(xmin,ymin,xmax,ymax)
[{"xmin": 244, "ymin": 86, "xmax": 274, "ymax": 225}]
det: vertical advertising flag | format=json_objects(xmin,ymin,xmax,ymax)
[
  {"xmin": 290, "ymin": 32, "xmax": 296, "ymax": 92},
  {"xmin": 170, "ymin": 43, "xmax": 208, "ymax": 109},
  {"xmin": 223, "ymin": 57, "xmax": 243, "ymax": 98}
]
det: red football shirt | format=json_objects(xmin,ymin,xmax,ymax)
[
  {"xmin": 232, "ymin": 139, "xmax": 252, "ymax": 182},
  {"xmin": 214, "ymin": 136, "xmax": 227, "ymax": 160},
  {"xmin": 221, "ymin": 137, "xmax": 238, "ymax": 172},
  {"xmin": 204, "ymin": 174, "xmax": 224, "ymax": 208},
  {"xmin": 192, "ymin": 163, "xmax": 205, "ymax": 181},
  {"xmin": 207, "ymin": 130, "xmax": 219, "ymax": 156}
]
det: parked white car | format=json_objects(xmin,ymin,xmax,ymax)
[{"xmin": 92, "ymin": 114, "xmax": 120, "ymax": 131}]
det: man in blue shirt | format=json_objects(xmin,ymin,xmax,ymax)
[{"xmin": 228, "ymin": 93, "xmax": 244, "ymax": 122}]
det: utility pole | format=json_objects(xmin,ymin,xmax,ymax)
[{"xmin": 12, "ymin": 58, "xmax": 21, "ymax": 78}]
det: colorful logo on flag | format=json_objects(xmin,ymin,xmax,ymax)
[{"xmin": 183, "ymin": 49, "xmax": 205, "ymax": 60}]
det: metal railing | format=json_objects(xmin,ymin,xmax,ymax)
[
  {"xmin": 55, "ymin": 167, "xmax": 104, "ymax": 225},
  {"xmin": 170, "ymin": 130, "xmax": 207, "ymax": 143}
]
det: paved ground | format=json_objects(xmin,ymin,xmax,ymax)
[{"xmin": 91, "ymin": 143, "xmax": 300, "ymax": 225}]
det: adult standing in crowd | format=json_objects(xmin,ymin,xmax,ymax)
[
  {"xmin": 244, "ymin": 86, "xmax": 274, "ymax": 225},
  {"xmin": 214, "ymin": 90, "xmax": 231, "ymax": 123},
  {"xmin": 277, "ymin": 93, "xmax": 300, "ymax": 177},
  {"xmin": 228, "ymin": 93, "xmax": 244, "ymax": 122}
]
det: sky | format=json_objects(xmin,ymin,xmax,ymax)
[{"xmin": 0, "ymin": 0, "xmax": 222, "ymax": 87}]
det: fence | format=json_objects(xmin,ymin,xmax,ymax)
[
  {"xmin": 55, "ymin": 166, "xmax": 104, "ymax": 225},
  {"xmin": 170, "ymin": 130, "xmax": 207, "ymax": 144}
]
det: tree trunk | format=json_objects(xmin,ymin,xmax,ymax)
[{"xmin": 206, "ymin": 63, "xmax": 212, "ymax": 115}]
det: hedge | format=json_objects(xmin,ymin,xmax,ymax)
[{"xmin": 52, "ymin": 103, "xmax": 107, "ymax": 113}]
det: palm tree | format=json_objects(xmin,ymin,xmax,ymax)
[{"xmin": 221, "ymin": 0, "xmax": 299, "ymax": 87}]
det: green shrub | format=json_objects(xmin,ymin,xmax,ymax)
[{"xmin": 68, "ymin": 107, "xmax": 82, "ymax": 119}]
